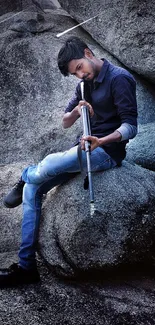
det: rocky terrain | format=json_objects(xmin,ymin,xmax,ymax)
[{"xmin": 0, "ymin": 1, "xmax": 155, "ymax": 324}]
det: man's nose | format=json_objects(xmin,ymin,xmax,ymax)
[{"xmin": 76, "ymin": 71, "xmax": 85, "ymax": 79}]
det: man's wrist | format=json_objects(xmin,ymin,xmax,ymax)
[
  {"xmin": 98, "ymin": 131, "xmax": 122, "ymax": 146},
  {"xmin": 73, "ymin": 106, "xmax": 80, "ymax": 118},
  {"xmin": 98, "ymin": 138, "xmax": 105, "ymax": 146}
]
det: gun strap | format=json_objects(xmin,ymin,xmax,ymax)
[
  {"xmin": 84, "ymin": 175, "xmax": 89, "ymax": 190},
  {"xmin": 77, "ymin": 144, "xmax": 89, "ymax": 190}
]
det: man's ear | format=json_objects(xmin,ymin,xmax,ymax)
[{"xmin": 84, "ymin": 48, "xmax": 94, "ymax": 59}]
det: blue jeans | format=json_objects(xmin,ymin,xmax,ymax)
[{"xmin": 19, "ymin": 146, "xmax": 117, "ymax": 270}]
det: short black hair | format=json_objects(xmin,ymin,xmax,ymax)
[{"xmin": 57, "ymin": 36, "xmax": 94, "ymax": 76}]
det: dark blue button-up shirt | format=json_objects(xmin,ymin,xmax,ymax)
[{"xmin": 65, "ymin": 59, "xmax": 137, "ymax": 164}]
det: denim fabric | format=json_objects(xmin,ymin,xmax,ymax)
[{"xmin": 19, "ymin": 146, "xmax": 117, "ymax": 270}]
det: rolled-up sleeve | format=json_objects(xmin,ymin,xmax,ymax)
[{"xmin": 117, "ymin": 122, "xmax": 138, "ymax": 141}]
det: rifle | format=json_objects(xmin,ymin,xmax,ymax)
[{"xmin": 80, "ymin": 81, "xmax": 95, "ymax": 216}]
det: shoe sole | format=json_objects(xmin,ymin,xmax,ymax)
[{"xmin": 3, "ymin": 201, "xmax": 22, "ymax": 209}]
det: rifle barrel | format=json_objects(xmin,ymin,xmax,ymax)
[{"xmin": 80, "ymin": 81, "xmax": 94, "ymax": 203}]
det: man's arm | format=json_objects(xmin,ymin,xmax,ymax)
[
  {"xmin": 82, "ymin": 74, "xmax": 138, "ymax": 151},
  {"xmin": 62, "ymin": 81, "xmax": 94, "ymax": 129},
  {"xmin": 81, "ymin": 131, "xmax": 121, "ymax": 151},
  {"xmin": 63, "ymin": 100, "xmax": 94, "ymax": 128},
  {"xmin": 81, "ymin": 124, "xmax": 137, "ymax": 151},
  {"xmin": 62, "ymin": 107, "xmax": 80, "ymax": 128}
]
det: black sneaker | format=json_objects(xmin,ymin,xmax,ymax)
[
  {"xmin": 0, "ymin": 263, "xmax": 40, "ymax": 288},
  {"xmin": 3, "ymin": 177, "xmax": 25, "ymax": 208}
]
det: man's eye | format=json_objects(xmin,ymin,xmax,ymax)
[{"xmin": 77, "ymin": 65, "xmax": 82, "ymax": 70}]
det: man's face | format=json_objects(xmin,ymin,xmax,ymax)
[{"xmin": 68, "ymin": 55, "xmax": 97, "ymax": 81}]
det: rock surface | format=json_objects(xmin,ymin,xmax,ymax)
[
  {"xmin": 39, "ymin": 161, "xmax": 155, "ymax": 277},
  {"xmin": 135, "ymin": 76, "xmax": 155, "ymax": 124},
  {"xmin": 59, "ymin": 0, "xmax": 155, "ymax": 84},
  {"xmin": 22, "ymin": 0, "xmax": 60, "ymax": 11},
  {"xmin": 0, "ymin": 0, "xmax": 21, "ymax": 16},
  {"xmin": 0, "ymin": 4, "xmax": 155, "ymax": 325},
  {"xmin": 0, "ymin": 10, "xmax": 155, "ymax": 165},
  {"xmin": 0, "ymin": 252, "xmax": 155, "ymax": 325},
  {"xmin": 0, "ymin": 11, "xmax": 84, "ymax": 165},
  {"xmin": 126, "ymin": 123, "xmax": 155, "ymax": 171},
  {"xmin": 0, "ymin": 163, "xmax": 27, "ymax": 253},
  {"xmin": 0, "ymin": 0, "xmax": 60, "ymax": 16}
]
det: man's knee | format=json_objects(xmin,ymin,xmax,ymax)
[{"xmin": 23, "ymin": 183, "xmax": 40, "ymax": 204}]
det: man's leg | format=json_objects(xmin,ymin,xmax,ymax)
[
  {"xmin": 4, "ymin": 146, "xmax": 117, "ymax": 208},
  {"xmin": 18, "ymin": 146, "xmax": 116, "ymax": 271},
  {"xmin": 15, "ymin": 146, "xmax": 116, "ymax": 269},
  {"xmin": 21, "ymin": 145, "xmax": 117, "ymax": 184},
  {"xmin": 3, "ymin": 147, "xmax": 81, "ymax": 208},
  {"xmin": 18, "ymin": 172, "xmax": 76, "ymax": 270},
  {"xmin": 0, "ymin": 173, "xmax": 75, "ymax": 287},
  {"xmin": 0, "ymin": 146, "xmax": 117, "ymax": 287}
]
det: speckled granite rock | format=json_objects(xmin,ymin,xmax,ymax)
[
  {"xmin": 59, "ymin": 0, "xmax": 155, "ymax": 84},
  {"xmin": 0, "ymin": 5, "xmax": 155, "ymax": 325},
  {"xmin": 0, "ymin": 11, "xmax": 154, "ymax": 166},
  {"xmin": 39, "ymin": 161, "xmax": 155, "ymax": 278},
  {"xmin": 0, "ymin": 251, "xmax": 155, "ymax": 325},
  {"xmin": 126, "ymin": 123, "xmax": 155, "ymax": 171}
]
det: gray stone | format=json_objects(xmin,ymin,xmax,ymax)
[
  {"xmin": 0, "ymin": 253, "xmax": 155, "ymax": 325},
  {"xmin": 39, "ymin": 162, "xmax": 155, "ymax": 277},
  {"xmin": 22, "ymin": 0, "xmax": 60, "ymax": 10},
  {"xmin": 59, "ymin": 0, "xmax": 155, "ymax": 84},
  {"xmin": 1, "ymin": 163, "xmax": 155, "ymax": 324},
  {"xmin": 31, "ymin": 0, "xmax": 59, "ymax": 11},
  {"xmin": 0, "ymin": 6, "xmax": 155, "ymax": 324},
  {"xmin": 0, "ymin": 12, "xmax": 154, "ymax": 166},
  {"xmin": 0, "ymin": 11, "xmax": 84, "ymax": 165},
  {"xmin": 0, "ymin": 0, "xmax": 22, "ymax": 16},
  {"xmin": 0, "ymin": 162, "xmax": 28, "ymax": 253},
  {"xmin": 9, "ymin": 18, "xmax": 54, "ymax": 34},
  {"xmin": 136, "ymin": 76, "xmax": 155, "ymax": 124},
  {"xmin": 126, "ymin": 123, "xmax": 155, "ymax": 171}
]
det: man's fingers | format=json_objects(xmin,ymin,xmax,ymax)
[
  {"xmin": 80, "ymin": 138, "xmax": 85, "ymax": 150},
  {"xmin": 81, "ymin": 135, "xmax": 100, "ymax": 151},
  {"xmin": 79, "ymin": 101, "xmax": 94, "ymax": 117},
  {"xmin": 82, "ymin": 135, "xmax": 92, "ymax": 141},
  {"xmin": 81, "ymin": 136, "xmax": 91, "ymax": 151}
]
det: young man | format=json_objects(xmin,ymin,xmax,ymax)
[{"xmin": 0, "ymin": 36, "xmax": 137, "ymax": 287}]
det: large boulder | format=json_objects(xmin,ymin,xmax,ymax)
[
  {"xmin": 1, "ymin": 7, "xmax": 155, "ymax": 325},
  {"xmin": 0, "ymin": 11, "xmax": 83, "ymax": 165},
  {"xmin": 1, "ymin": 163, "xmax": 155, "ymax": 325},
  {"xmin": 0, "ymin": 9, "xmax": 155, "ymax": 166},
  {"xmin": 0, "ymin": 5, "xmax": 155, "ymax": 266},
  {"xmin": 135, "ymin": 76, "xmax": 155, "ymax": 124},
  {"xmin": 0, "ymin": 250, "xmax": 155, "ymax": 325},
  {"xmin": 59, "ymin": 0, "xmax": 155, "ymax": 84},
  {"xmin": 126, "ymin": 123, "xmax": 155, "ymax": 171},
  {"xmin": 39, "ymin": 162, "xmax": 155, "ymax": 278}
]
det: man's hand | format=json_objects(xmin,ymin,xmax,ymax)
[
  {"xmin": 81, "ymin": 135, "xmax": 100, "ymax": 151},
  {"xmin": 76, "ymin": 100, "xmax": 94, "ymax": 118},
  {"xmin": 81, "ymin": 131, "xmax": 122, "ymax": 151},
  {"xmin": 62, "ymin": 100, "xmax": 93, "ymax": 129}
]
